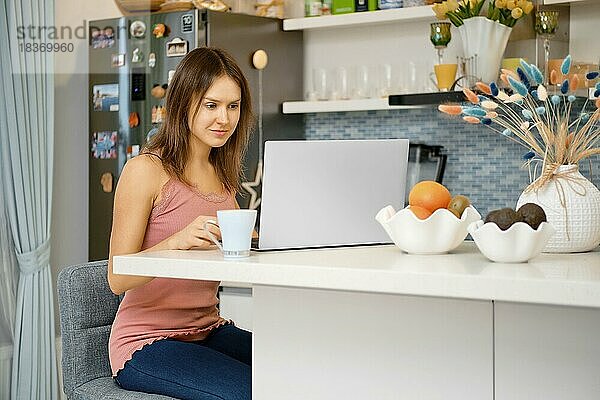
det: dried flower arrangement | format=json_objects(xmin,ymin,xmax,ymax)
[
  {"xmin": 433, "ymin": 0, "xmax": 534, "ymax": 27},
  {"xmin": 438, "ymin": 55, "xmax": 600, "ymax": 190}
]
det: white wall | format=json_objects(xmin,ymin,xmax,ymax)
[
  {"xmin": 52, "ymin": 0, "xmax": 122, "ymax": 334},
  {"xmin": 569, "ymin": 1, "xmax": 600, "ymax": 64}
]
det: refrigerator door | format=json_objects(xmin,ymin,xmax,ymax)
[{"xmin": 88, "ymin": 17, "xmax": 129, "ymax": 261}]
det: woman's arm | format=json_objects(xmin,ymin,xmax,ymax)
[{"xmin": 107, "ymin": 156, "xmax": 221, "ymax": 295}]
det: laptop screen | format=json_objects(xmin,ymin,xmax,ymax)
[{"xmin": 256, "ymin": 139, "xmax": 409, "ymax": 250}]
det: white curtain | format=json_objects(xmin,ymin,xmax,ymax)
[
  {"xmin": 0, "ymin": 187, "xmax": 19, "ymax": 399},
  {"xmin": 0, "ymin": 0, "xmax": 58, "ymax": 398}
]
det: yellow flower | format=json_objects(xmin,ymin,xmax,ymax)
[
  {"xmin": 495, "ymin": 0, "xmax": 507, "ymax": 8},
  {"xmin": 511, "ymin": 7, "xmax": 523, "ymax": 19},
  {"xmin": 523, "ymin": 1, "xmax": 533, "ymax": 14},
  {"xmin": 446, "ymin": 0, "xmax": 460, "ymax": 12},
  {"xmin": 506, "ymin": 0, "xmax": 517, "ymax": 9},
  {"xmin": 432, "ymin": 3, "xmax": 449, "ymax": 19}
]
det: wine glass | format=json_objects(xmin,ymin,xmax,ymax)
[
  {"xmin": 430, "ymin": 22, "xmax": 452, "ymax": 65},
  {"xmin": 535, "ymin": 10, "xmax": 559, "ymax": 85}
]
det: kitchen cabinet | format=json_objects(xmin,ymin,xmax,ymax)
[
  {"xmin": 219, "ymin": 284, "xmax": 253, "ymax": 331},
  {"xmin": 114, "ymin": 243, "xmax": 600, "ymax": 399},
  {"xmin": 495, "ymin": 302, "xmax": 600, "ymax": 400}
]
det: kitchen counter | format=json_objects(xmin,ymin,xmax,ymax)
[
  {"xmin": 113, "ymin": 243, "xmax": 600, "ymax": 400},
  {"xmin": 114, "ymin": 242, "xmax": 600, "ymax": 308}
]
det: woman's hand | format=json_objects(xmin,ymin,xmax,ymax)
[{"xmin": 167, "ymin": 215, "xmax": 222, "ymax": 250}]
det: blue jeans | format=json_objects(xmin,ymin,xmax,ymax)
[{"xmin": 116, "ymin": 324, "xmax": 252, "ymax": 400}]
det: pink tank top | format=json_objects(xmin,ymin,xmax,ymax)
[{"xmin": 109, "ymin": 177, "xmax": 237, "ymax": 376}]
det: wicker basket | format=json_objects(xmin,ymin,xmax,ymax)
[{"xmin": 114, "ymin": 0, "xmax": 163, "ymax": 13}]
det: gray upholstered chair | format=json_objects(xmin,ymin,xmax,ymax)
[{"xmin": 57, "ymin": 261, "xmax": 175, "ymax": 399}]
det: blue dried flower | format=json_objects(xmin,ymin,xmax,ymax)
[
  {"xmin": 481, "ymin": 118, "xmax": 492, "ymax": 125},
  {"xmin": 517, "ymin": 67, "xmax": 531, "ymax": 88},
  {"xmin": 560, "ymin": 79, "xmax": 569, "ymax": 94},
  {"xmin": 490, "ymin": 82, "xmax": 499, "ymax": 96},
  {"xmin": 522, "ymin": 109, "xmax": 534, "ymax": 120},
  {"xmin": 581, "ymin": 113, "xmax": 591, "ymax": 122},
  {"xmin": 523, "ymin": 151, "xmax": 535, "ymax": 160},
  {"xmin": 595, "ymin": 89, "xmax": 600, "ymax": 98},
  {"xmin": 551, "ymin": 95, "xmax": 561, "ymax": 105},
  {"xmin": 530, "ymin": 64, "xmax": 544, "ymax": 85},
  {"xmin": 586, "ymin": 71, "xmax": 599, "ymax": 80},
  {"xmin": 596, "ymin": 82, "xmax": 600, "ymax": 90},
  {"xmin": 463, "ymin": 107, "xmax": 487, "ymax": 117},
  {"xmin": 532, "ymin": 89, "xmax": 538, "ymax": 99},
  {"xmin": 502, "ymin": 128, "xmax": 512, "ymax": 136},
  {"xmin": 515, "ymin": 100, "xmax": 524, "ymax": 105},
  {"xmin": 561, "ymin": 55, "xmax": 572, "ymax": 75},
  {"xmin": 508, "ymin": 76, "xmax": 528, "ymax": 97},
  {"xmin": 536, "ymin": 106, "xmax": 546, "ymax": 115},
  {"xmin": 519, "ymin": 59, "xmax": 532, "ymax": 77},
  {"xmin": 568, "ymin": 95, "xmax": 576, "ymax": 103},
  {"xmin": 477, "ymin": 95, "xmax": 490, "ymax": 102}
]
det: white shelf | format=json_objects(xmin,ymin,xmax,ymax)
[
  {"xmin": 283, "ymin": 5, "xmax": 435, "ymax": 31},
  {"xmin": 282, "ymin": 98, "xmax": 424, "ymax": 114}
]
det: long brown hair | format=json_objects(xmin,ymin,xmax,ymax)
[{"xmin": 144, "ymin": 47, "xmax": 253, "ymax": 193}]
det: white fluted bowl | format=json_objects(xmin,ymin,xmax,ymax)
[
  {"xmin": 468, "ymin": 220, "xmax": 556, "ymax": 263},
  {"xmin": 376, "ymin": 205, "xmax": 481, "ymax": 254}
]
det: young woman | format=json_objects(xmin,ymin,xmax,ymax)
[{"xmin": 108, "ymin": 47, "xmax": 253, "ymax": 400}]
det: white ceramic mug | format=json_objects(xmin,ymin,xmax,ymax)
[{"xmin": 203, "ymin": 210, "xmax": 257, "ymax": 258}]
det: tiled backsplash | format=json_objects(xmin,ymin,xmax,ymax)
[{"xmin": 305, "ymin": 107, "xmax": 600, "ymax": 217}]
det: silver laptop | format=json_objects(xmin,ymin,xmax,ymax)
[{"xmin": 254, "ymin": 139, "xmax": 409, "ymax": 251}]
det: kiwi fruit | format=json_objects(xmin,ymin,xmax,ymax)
[
  {"xmin": 484, "ymin": 208, "xmax": 523, "ymax": 231},
  {"xmin": 447, "ymin": 195, "xmax": 471, "ymax": 218},
  {"xmin": 517, "ymin": 203, "xmax": 547, "ymax": 230}
]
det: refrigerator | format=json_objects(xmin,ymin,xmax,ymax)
[{"xmin": 88, "ymin": 10, "xmax": 304, "ymax": 261}]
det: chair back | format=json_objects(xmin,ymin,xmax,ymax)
[{"xmin": 57, "ymin": 261, "xmax": 119, "ymax": 398}]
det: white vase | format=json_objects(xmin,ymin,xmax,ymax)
[
  {"xmin": 516, "ymin": 165, "xmax": 600, "ymax": 253},
  {"xmin": 457, "ymin": 17, "xmax": 512, "ymax": 84}
]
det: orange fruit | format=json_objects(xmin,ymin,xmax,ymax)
[
  {"xmin": 408, "ymin": 181, "xmax": 452, "ymax": 213},
  {"xmin": 409, "ymin": 205, "xmax": 433, "ymax": 220}
]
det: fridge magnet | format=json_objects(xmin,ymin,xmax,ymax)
[
  {"xmin": 91, "ymin": 131, "xmax": 118, "ymax": 159},
  {"xmin": 181, "ymin": 14, "xmax": 194, "ymax": 33},
  {"xmin": 148, "ymin": 52, "xmax": 156, "ymax": 68},
  {"xmin": 151, "ymin": 84, "xmax": 167, "ymax": 99},
  {"xmin": 132, "ymin": 48, "xmax": 144, "ymax": 63},
  {"xmin": 126, "ymin": 145, "xmax": 141, "ymax": 160},
  {"xmin": 92, "ymin": 84, "xmax": 119, "ymax": 112},
  {"xmin": 100, "ymin": 172, "xmax": 113, "ymax": 193},
  {"xmin": 111, "ymin": 53, "xmax": 125, "ymax": 68},
  {"xmin": 166, "ymin": 37, "xmax": 188, "ymax": 57},
  {"xmin": 129, "ymin": 112, "xmax": 139, "ymax": 128},
  {"xmin": 90, "ymin": 26, "xmax": 115, "ymax": 49},
  {"xmin": 129, "ymin": 20, "xmax": 146, "ymax": 38},
  {"xmin": 152, "ymin": 23, "xmax": 170, "ymax": 38}
]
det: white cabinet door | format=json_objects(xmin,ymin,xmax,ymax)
[
  {"xmin": 495, "ymin": 302, "xmax": 600, "ymax": 400},
  {"xmin": 253, "ymin": 286, "xmax": 494, "ymax": 400},
  {"xmin": 219, "ymin": 286, "xmax": 253, "ymax": 332}
]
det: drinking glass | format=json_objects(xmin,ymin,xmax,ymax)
[
  {"xmin": 312, "ymin": 67, "xmax": 328, "ymax": 100},
  {"xmin": 535, "ymin": 10, "xmax": 559, "ymax": 85},
  {"xmin": 353, "ymin": 65, "xmax": 370, "ymax": 99}
]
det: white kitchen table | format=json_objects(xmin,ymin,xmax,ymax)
[{"xmin": 113, "ymin": 242, "xmax": 600, "ymax": 400}]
